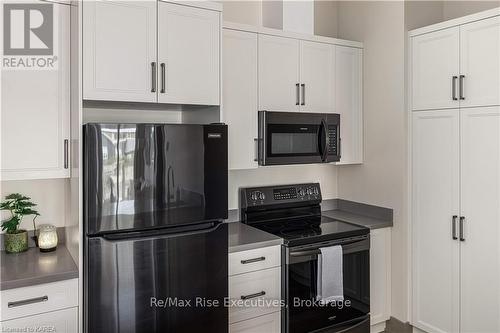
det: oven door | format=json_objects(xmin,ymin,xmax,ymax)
[
  {"xmin": 284, "ymin": 235, "xmax": 370, "ymax": 333},
  {"xmin": 258, "ymin": 111, "xmax": 328, "ymax": 165}
]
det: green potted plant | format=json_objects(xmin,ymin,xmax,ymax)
[{"xmin": 1, "ymin": 193, "xmax": 40, "ymax": 253}]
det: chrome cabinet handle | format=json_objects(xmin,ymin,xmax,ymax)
[
  {"xmin": 151, "ymin": 62, "xmax": 156, "ymax": 93},
  {"xmin": 296, "ymin": 83, "xmax": 300, "ymax": 105},
  {"xmin": 160, "ymin": 63, "xmax": 166, "ymax": 93},
  {"xmin": 301, "ymin": 84, "xmax": 306, "ymax": 105},
  {"xmin": 452, "ymin": 215, "xmax": 458, "ymax": 240},
  {"xmin": 459, "ymin": 75, "xmax": 465, "ymax": 100},
  {"xmin": 452, "ymin": 76, "xmax": 458, "ymax": 101},
  {"xmin": 253, "ymin": 138, "xmax": 258, "ymax": 162},
  {"xmin": 64, "ymin": 139, "xmax": 69, "ymax": 169},
  {"xmin": 8, "ymin": 296, "xmax": 48, "ymax": 308},
  {"xmin": 241, "ymin": 291, "xmax": 266, "ymax": 300},
  {"xmin": 459, "ymin": 216, "xmax": 465, "ymax": 241},
  {"xmin": 241, "ymin": 256, "xmax": 265, "ymax": 264}
]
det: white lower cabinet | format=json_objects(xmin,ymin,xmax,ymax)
[
  {"xmin": 0, "ymin": 307, "xmax": 78, "ymax": 333},
  {"xmin": 370, "ymin": 228, "xmax": 392, "ymax": 332},
  {"xmin": 228, "ymin": 246, "xmax": 281, "ymax": 333},
  {"xmin": 230, "ymin": 311, "xmax": 281, "ymax": 333},
  {"xmin": 0, "ymin": 279, "xmax": 78, "ymax": 332}
]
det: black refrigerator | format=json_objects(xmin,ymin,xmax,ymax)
[{"xmin": 83, "ymin": 123, "xmax": 228, "ymax": 333}]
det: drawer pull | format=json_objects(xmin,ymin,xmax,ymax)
[
  {"xmin": 8, "ymin": 296, "xmax": 48, "ymax": 308},
  {"xmin": 241, "ymin": 291, "xmax": 266, "ymax": 300},
  {"xmin": 240, "ymin": 257, "xmax": 265, "ymax": 264}
]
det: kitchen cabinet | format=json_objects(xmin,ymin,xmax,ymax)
[
  {"xmin": 335, "ymin": 46, "xmax": 363, "ymax": 164},
  {"xmin": 83, "ymin": 0, "xmax": 157, "ymax": 102},
  {"xmin": 83, "ymin": 1, "xmax": 221, "ymax": 105},
  {"xmin": 0, "ymin": 279, "xmax": 78, "ymax": 331},
  {"xmin": 370, "ymin": 228, "xmax": 392, "ymax": 331},
  {"xmin": 459, "ymin": 16, "xmax": 500, "ymax": 108},
  {"xmin": 299, "ymin": 41, "xmax": 334, "ymax": 113},
  {"xmin": 411, "ymin": 14, "xmax": 500, "ymax": 111},
  {"xmin": 258, "ymin": 34, "xmax": 300, "ymax": 112},
  {"xmin": 411, "ymin": 109, "xmax": 460, "ymax": 333},
  {"xmin": 411, "ymin": 27, "xmax": 460, "ymax": 111},
  {"xmin": 228, "ymin": 245, "xmax": 281, "ymax": 333},
  {"xmin": 1, "ymin": 2, "xmax": 70, "ymax": 180},
  {"xmin": 158, "ymin": 2, "xmax": 220, "ymax": 105},
  {"xmin": 222, "ymin": 29, "xmax": 258, "ymax": 170}
]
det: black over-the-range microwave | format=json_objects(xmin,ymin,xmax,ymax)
[{"xmin": 257, "ymin": 111, "xmax": 341, "ymax": 166}]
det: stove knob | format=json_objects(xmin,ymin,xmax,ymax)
[
  {"xmin": 258, "ymin": 192, "xmax": 266, "ymax": 201},
  {"xmin": 313, "ymin": 187, "xmax": 319, "ymax": 195},
  {"xmin": 298, "ymin": 188, "xmax": 305, "ymax": 197},
  {"xmin": 307, "ymin": 188, "xmax": 313, "ymax": 195},
  {"xmin": 250, "ymin": 192, "xmax": 258, "ymax": 201}
]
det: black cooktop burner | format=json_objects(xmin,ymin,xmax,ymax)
[{"xmin": 250, "ymin": 215, "xmax": 369, "ymax": 247}]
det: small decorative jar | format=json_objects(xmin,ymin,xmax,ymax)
[{"xmin": 37, "ymin": 224, "xmax": 58, "ymax": 252}]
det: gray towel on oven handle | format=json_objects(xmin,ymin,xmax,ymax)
[{"xmin": 316, "ymin": 245, "xmax": 344, "ymax": 304}]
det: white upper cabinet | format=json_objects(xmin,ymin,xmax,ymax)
[
  {"xmin": 299, "ymin": 41, "xmax": 334, "ymax": 113},
  {"xmin": 158, "ymin": 2, "xmax": 220, "ymax": 105},
  {"xmin": 459, "ymin": 106, "xmax": 500, "ymax": 333},
  {"xmin": 83, "ymin": 1, "xmax": 157, "ymax": 102},
  {"xmin": 258, "ymin": 35, "xmax": 300, "ymax": 112},
  {"xmin": 411, "ymin": 27, "xmax": 460, "ymax": 111},
  {"xmin": 335, "ymin": 46, "xmax": 363, "ymax": 164},
  {"xmin": 1, "ymin": 3, "xmax": 70, "ymax": 180},
  {"xmin": 459, "ymin": 16, "xmax": 500, "ymax": 108},
  {"xmin": 411, "ymin": 109, "xmax": 460, "ymax": 333},
  {"xmin": 223, "ymin": 29, "xmax": 258, "ymax": 170}
]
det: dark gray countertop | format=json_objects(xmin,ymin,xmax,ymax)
[
  {"xmin": 323, "ymin": 209, "xmax": 393, "ymax": 229},
  {"xmin": 0, "ymin": 245, "xmax": 78, "ymax": 290},
  {"xmin": 228, "ymin": 222, "xmax": 282, "ymax": 253}
]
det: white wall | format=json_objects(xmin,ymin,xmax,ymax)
[
  {"xmin": 221, "ymin": 0, "xmax": 262, "ymax": 26},
  {"xmin": 442, "ymin": 0, "xmax": 500, "ymax": 20},
  {"xmin": 229, "ymin": 165, "xmax": 338, "ymax": 209},
  {"xmin": 336, "ymin": 0, "xmax": 408, "ymax": 322},
  {"xmin": 314, "ymin": 0, "xmax": 339, "ymax": 37}
]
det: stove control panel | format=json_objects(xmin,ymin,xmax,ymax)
[{"xmin": 241, "ymin": 183, "xmax": 322, "ymax": 208}]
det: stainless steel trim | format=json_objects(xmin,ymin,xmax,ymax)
[
  {"xmin": 8, "ymin": 296, "xmax": 48, "ymax": 308},
  {"xmin": 241, "ymin": 291, "xmax": 265, "ymax": 300},
  {"xmin": 460, "ymin": 216, "xmax": 465, "ymax": 241},
  {"xmin": 64, "ymin": 139, "xmax": 69, "ymax": 169},
  {"xmin": 254, "ymin": 138, "xmax": 258, "ymax": 162},
  {"xmin": 241, "ymin": 256, "xmax": 265, "ymax": 264},
  {"xmin": 296, "ymin": 83, "xmax": 300, "ymax": 105},
  {"xmin": 459, "ymin": 75, "xmax": 465, "ymax": 100},
  {"xmin": 160, "ymin": 63, "xmax": 166, "ymax": 93},
  {"xmin": 301, "ymin": 84, "xmax": 305, "ymax": 106},
  {"xmin": 452, "ymin": 76, "xmax": 458, "ymax": 100},
  {"xmin": 151, "ymin": 62, "xmax": 156, "ymax": 93},
  {"xmin": 452, "ymin": 215, "xmax": 458, "ymax": 240}
]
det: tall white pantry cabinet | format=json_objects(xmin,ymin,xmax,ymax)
[{"xmin": 410, "ymin": 8, "xmax": 500, "ymax": 333}]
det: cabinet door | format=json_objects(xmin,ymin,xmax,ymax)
[
  {"xmin": 460, "ymin": 16, "xmax": 500, "ymax": 108},
  {"xmin": 335, "ymin": 46, "xmax": 363, "ymax": 164},
  {"xmin": 412, "ymin": 110, "xmax": 460, "ymax": 333},
  {"xmin": 83, "ymin": 1, "xmax": 157, "ymax": 102},
  {"xmin": 1, "ymin": 3, "xmax": 70, "ymax": 180},
  {"xmin": 223, "ymin": 29, "xmax": 258, "ymax": 170},
  {"xmin": 299, "ymin": 41, "xmax": 334, "ymax": 112},
  {"xmin": 370, "ymin": 228, "xmax": 391, "ymax": 326},
  {"xmin": 0, "ymin": 307, "xmax": 78, "ymax": 333},
  {"xmin": 258, "ymin": 35, "xmax": 300, "ymax": 112},
  {"xmin": 460, "ymin": 106, "xmax": 500, "ymax": 333},
  {"xmin": 229, "ymin": 311, "xmax": 280, "ymax": 333},
  {"xmin": 411, "ymin": 27, "xmax": 460, "ymax": 111},
  {"xmin": 158, "ymin": 2, "xmax": 220, "ymax": 105}
]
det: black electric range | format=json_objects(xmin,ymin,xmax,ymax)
[{"xmin": 240, "ymin": 183, "xmax": 370, "ymax": 333}]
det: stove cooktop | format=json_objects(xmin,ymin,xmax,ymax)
[{"xmin": 249, "ymin": 215, "xmax": 369, "ymax": 247}]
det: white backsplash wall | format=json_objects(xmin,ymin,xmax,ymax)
[
  {"xmin": 228, "ymin": 164, "xmax": 338, "ymax": 209},
  {"xmin": 0, "ymin": 179, "xmax": 69, "ymax": 232}
]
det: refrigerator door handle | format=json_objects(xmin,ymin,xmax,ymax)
[{"xmin": 99, "ymin": 222, "xmax": 221, "ymax": 242}]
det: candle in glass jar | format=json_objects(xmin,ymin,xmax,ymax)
[{"xmin": 37, "ymin": 224, "xmax": 58, "ymax": 252}]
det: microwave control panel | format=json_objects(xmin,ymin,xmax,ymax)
[{"xmin": 328, "ymin": 125, "xmax": 338, "ymax": 155}]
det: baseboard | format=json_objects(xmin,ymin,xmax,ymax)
[{"xmin": 371, "ymin": 322, "xmax": 386, "ymax": 333}]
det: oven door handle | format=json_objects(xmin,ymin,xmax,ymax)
[
  {"xmin": 289, "ymin": 238, "xmax": 370, "ymax": 258},
  {"xmin": 318, "ymin": 119, "xmax": 328, "ymax": 162}
]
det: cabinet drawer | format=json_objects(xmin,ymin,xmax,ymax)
[
  {"xmin": 229, "ymin": 267, "xmax": 281, "ymax": 324},
  {"xmin": 229, "ymin": 311, "xmax": 281, "ymax": 333},
  {"xmin": 229, "ymin": 245, "xmax": 280, "ymax": 275},
  {"xmin": 0, "ymin": 279, "xmax": 78, "ymax": 321},
  {"xmin": 0, "ymin": 307, "xmax": 78, "ymax": 333}
]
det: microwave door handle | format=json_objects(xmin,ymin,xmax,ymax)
[{"xmin": 319, "ymin": 120, "xmax": 328, "ymax": 162}]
